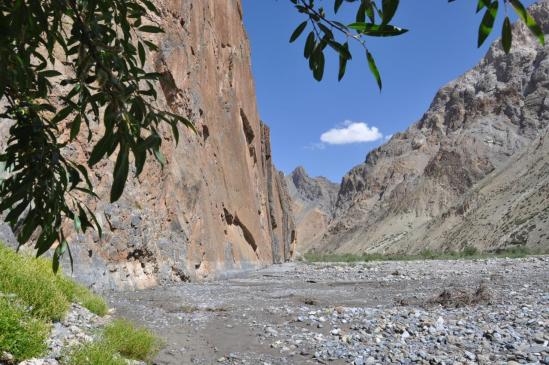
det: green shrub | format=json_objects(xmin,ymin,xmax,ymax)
[
  {"xmin": 0, "ymin": 296, "xmax": 50, "ymax": 361},
  {"xmin": 493, "ymin": 245, "xmax": 531, "ymax": 258},
  {"xmin": 61, "ymin": 342, "xmax": 127, "ymax": 365},
  {"xmin": 103, "ymin": 319, "xmax": 163, "ymax": 362},
  {"xmin": 418, "ymin": 249, "xmax": 437, "ymax": 260},
  {"xmin": 462, "ymin": 246, "xmax": 479, "ymax": 256}
]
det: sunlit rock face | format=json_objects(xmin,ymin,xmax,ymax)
[
  {"xmin": 285, "ymin": 167, "xmax": 339, "ymax": 253},
  {"xmin": 314, "ymin": 0, "xmax": 549, "ymax": 255},
  {"xmin": 0, "ymin": 0, "xmax": 296, "ymax": 290}
]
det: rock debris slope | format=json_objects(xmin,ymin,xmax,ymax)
[
  {"xmin": 0, "ymin": 0, "xmax": 296, "ymax": 290},
  {"xmin": 285, "ymin": 167, "xmax": 339, "ymax": 252},
  {"xmin": 313, "ymin": 0, "xmax": 549, "ymax": 254}
]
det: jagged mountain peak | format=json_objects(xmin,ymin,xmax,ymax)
[
  {"xmin": 309, "ymin": 1, "xmax": 549, "ymax": 254},
  {"xmin": 285, "ymin": 166, "xmax": 339, "ymax": 253}
]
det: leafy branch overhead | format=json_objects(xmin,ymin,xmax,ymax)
[
  {"xmin": 0, "ymin": 0, "xmax": 194, "ymax": 271},
  {"xmin": 289, "ymin": 0, "xmax": 545, "ymax": 86}
]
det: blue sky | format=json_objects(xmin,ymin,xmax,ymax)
[{"xmin": 241, "ymin": 0, "xmax": 536, "ymax": 182}]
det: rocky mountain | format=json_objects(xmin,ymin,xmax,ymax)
[
  {"xmin": 0, "ymin": 0, "xmax": 296, "ymax": 290},
  {"xmin": 312, "ymin": 0, "xmax": 549, "ymax": 254},
  {"xmin": 285, "ymin": 167, "xmax": 339, "ymax": 252}
]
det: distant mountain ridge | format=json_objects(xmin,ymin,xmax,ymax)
[
  {"xmin": 299, "ymin": 0, "xmax": 549, "ymax": 255},
  {"xmin": 285, "ymin": 167, "xmax": 338, "ymax": 252}
]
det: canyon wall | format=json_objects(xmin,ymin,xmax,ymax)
[{"xmin": 1, "ymin": 0, "xmax": 296, "ymax": 290}]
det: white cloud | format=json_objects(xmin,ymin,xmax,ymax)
[{"xmin": 320, "ymin": 121, "xmax": 383, "ymax": 145}]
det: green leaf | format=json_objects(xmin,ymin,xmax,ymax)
[
  {"xmin": 381, "ymin": 0, "xmax": 400, "ymax": 25},
  {"xmin": 290, "ymin": 21, "xmax": 308, "ymax": 43},
  {"xmin": 74, "ymin": 214, "xmax": 82, "ymax": 232},
  {"xmin": 502, "ymin": 16, "xmax": 513, "ymax": 54},
  {"xmin": 110, "ymin": 142, "xmax": 130, "ymax": 203},
  {"xmin": 39, "ymin": 70, "xmax": 62, "ymax": 78},
  {"xmin": 509, "ymin": 0, "xmax": 545, "ymax": 46},
  {"xmin": 329, "ymin": 40, "xmax": 352, "ymax": 60},
  {"xmin": 304, "ymin": 32, "xmax": 315, "ymax": 58},
  {"xmin": 348, "ymin": 23, "xmax": 408, "ymax": 37},
  {"xmin": 312, "ymin": 49, "xmax": 325, "ymax": 81},
  {"xmin": 17, "ymin": 215, "xmax": 38, "ymax": 245},
  {"xmin": 153, "ymin": 145, "xmax": 166, "ymax": 166},
  {"xmin": 367, "ymin": 50, "xmax": 382, "ymax": 90},
  {"xmin": 356, "ymin": 0, "xmax": 367, "ymax": 23},
  {"xmin": 88, "ymin": 133, "xmax": 115, "ymax": 166},
  {"xmin": 334, "ymin": 0, "xmax": 344, "ymax": 13},
  {"xmin": 138, "ymin": 25, "xmax": 164, "ymax": 33},
  {"xmin": 143, "ymin": 40, "xmax": 159, "ymax": 51},
  {"xmin": 70, "ymin": 115, "xmax": 81, "ymax": 140},
  {"xmin": 140, "ymin": 0, "xmax": 159, "ymax": 14},
  {"xmin": 477, "ymin": 1, "xmax": 499, "ymax": 48},
  {"xmin": 138, "ymin": 41, "xmax": 146, "ymax": 66},
  {"xmin": 35, "ymin": 229, "xmax": 57, "ymax": 257},
  {"xmin": 51, "ymin": 106, "xmax": 72, "ymax": 124},
  {"xmin": 171, "ymin": 121, "xmax": 180, "ymax": 145},
  {"xmin": 52, "ymin": 240, "xmax": 68, "ymax": 274},
  {"xmin": 5, "ymin": 200, "xmax": 28, "ymax": 224},
  {"xmin": 338, "ymin": 42, "xmax": 350, "ymax": 81}
]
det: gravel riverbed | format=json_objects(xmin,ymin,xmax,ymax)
[{"xmin": 107, "ymin": 257, "xmax": 549, "ymax": 365}]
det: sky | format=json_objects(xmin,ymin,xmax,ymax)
[{"xmin": 241, "ymin": 0, "xmax": 537, "ymax": 183}]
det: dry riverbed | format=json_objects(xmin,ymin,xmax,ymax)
[{"xmin": 106, "ymin": 257, "xmax": 549, "ymax": 365}]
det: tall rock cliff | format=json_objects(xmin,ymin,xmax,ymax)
[
  {"xmin": 314, "ymin": 0, "xmax": 549, "ymax": 254},
  {"xmin": 0, "ymin": 0, "xmax": 296, "ymax": 290},
  {"xmin": 285, "ymin": 167, "xmax": 338, "ymax": 252}
]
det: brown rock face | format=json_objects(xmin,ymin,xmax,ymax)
[
  {"xmin": 314, "ymin": 1, "xmax": 549, "ymax": 254},
  {"xmin": 285, "ymin": 167, "xmax": 338, "ymax": 252},
  {"xmin": 0, "ymin": 0, "xmax": 296, "ymax": 290}
]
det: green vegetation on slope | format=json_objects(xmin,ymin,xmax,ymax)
[
  {"xmin": 62, "ymin": 320, "xmax": 162, "ymax": 365},
  {"xmin": 304, "ymin": 246, "xmax": 542, "ymax": 263},
  {"xmin": 0, "ymin": 244, "xmax": 107, "ymax": 319},
  {"xmin": 0, "ymin": 243, "xmax": 108, "ymax": 361},
  {"xmin": 0, "ymin": 296, "xmax": 50, "ymax": 361},
  {"xmin": 0, "ymin": 243, "xmax": 162, "ymax": 363}
]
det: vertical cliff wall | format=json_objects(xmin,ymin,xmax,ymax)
[{"xmin": 1, "ymin": 0, "xmax": 296, "ymax": 290}]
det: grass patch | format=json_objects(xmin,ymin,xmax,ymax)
[
  {"xmin": 103, "ymin": 319, "xmax": 163, "ymax": 362},
  {"xmin": 0, "ymin": 244, "xmax": 108, "ymax": 319},
  {"xmin": 0, "ymin": 244, "xmax": 159, "ymax": 364},
  {"xmin": 0, "ymin": 244, "xmax": 70, "ymax": 321},
  {"xmin": 61, "ymin": 341, "xmax": 127, "ymax": 365},
  {"xmin": 0, "ymin": 296, "xmax": 50, "ymax": 362},
  {"xmin": 61, "ymin": 319, "xmax": 162, "ymax": 365},
  {"xmin": 56, "ymin": 277, "xmax": 109, "ymax": 316},
  {"xmin": 304, "ymin": 245, "xmax": 543, "ymax": 263}
]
